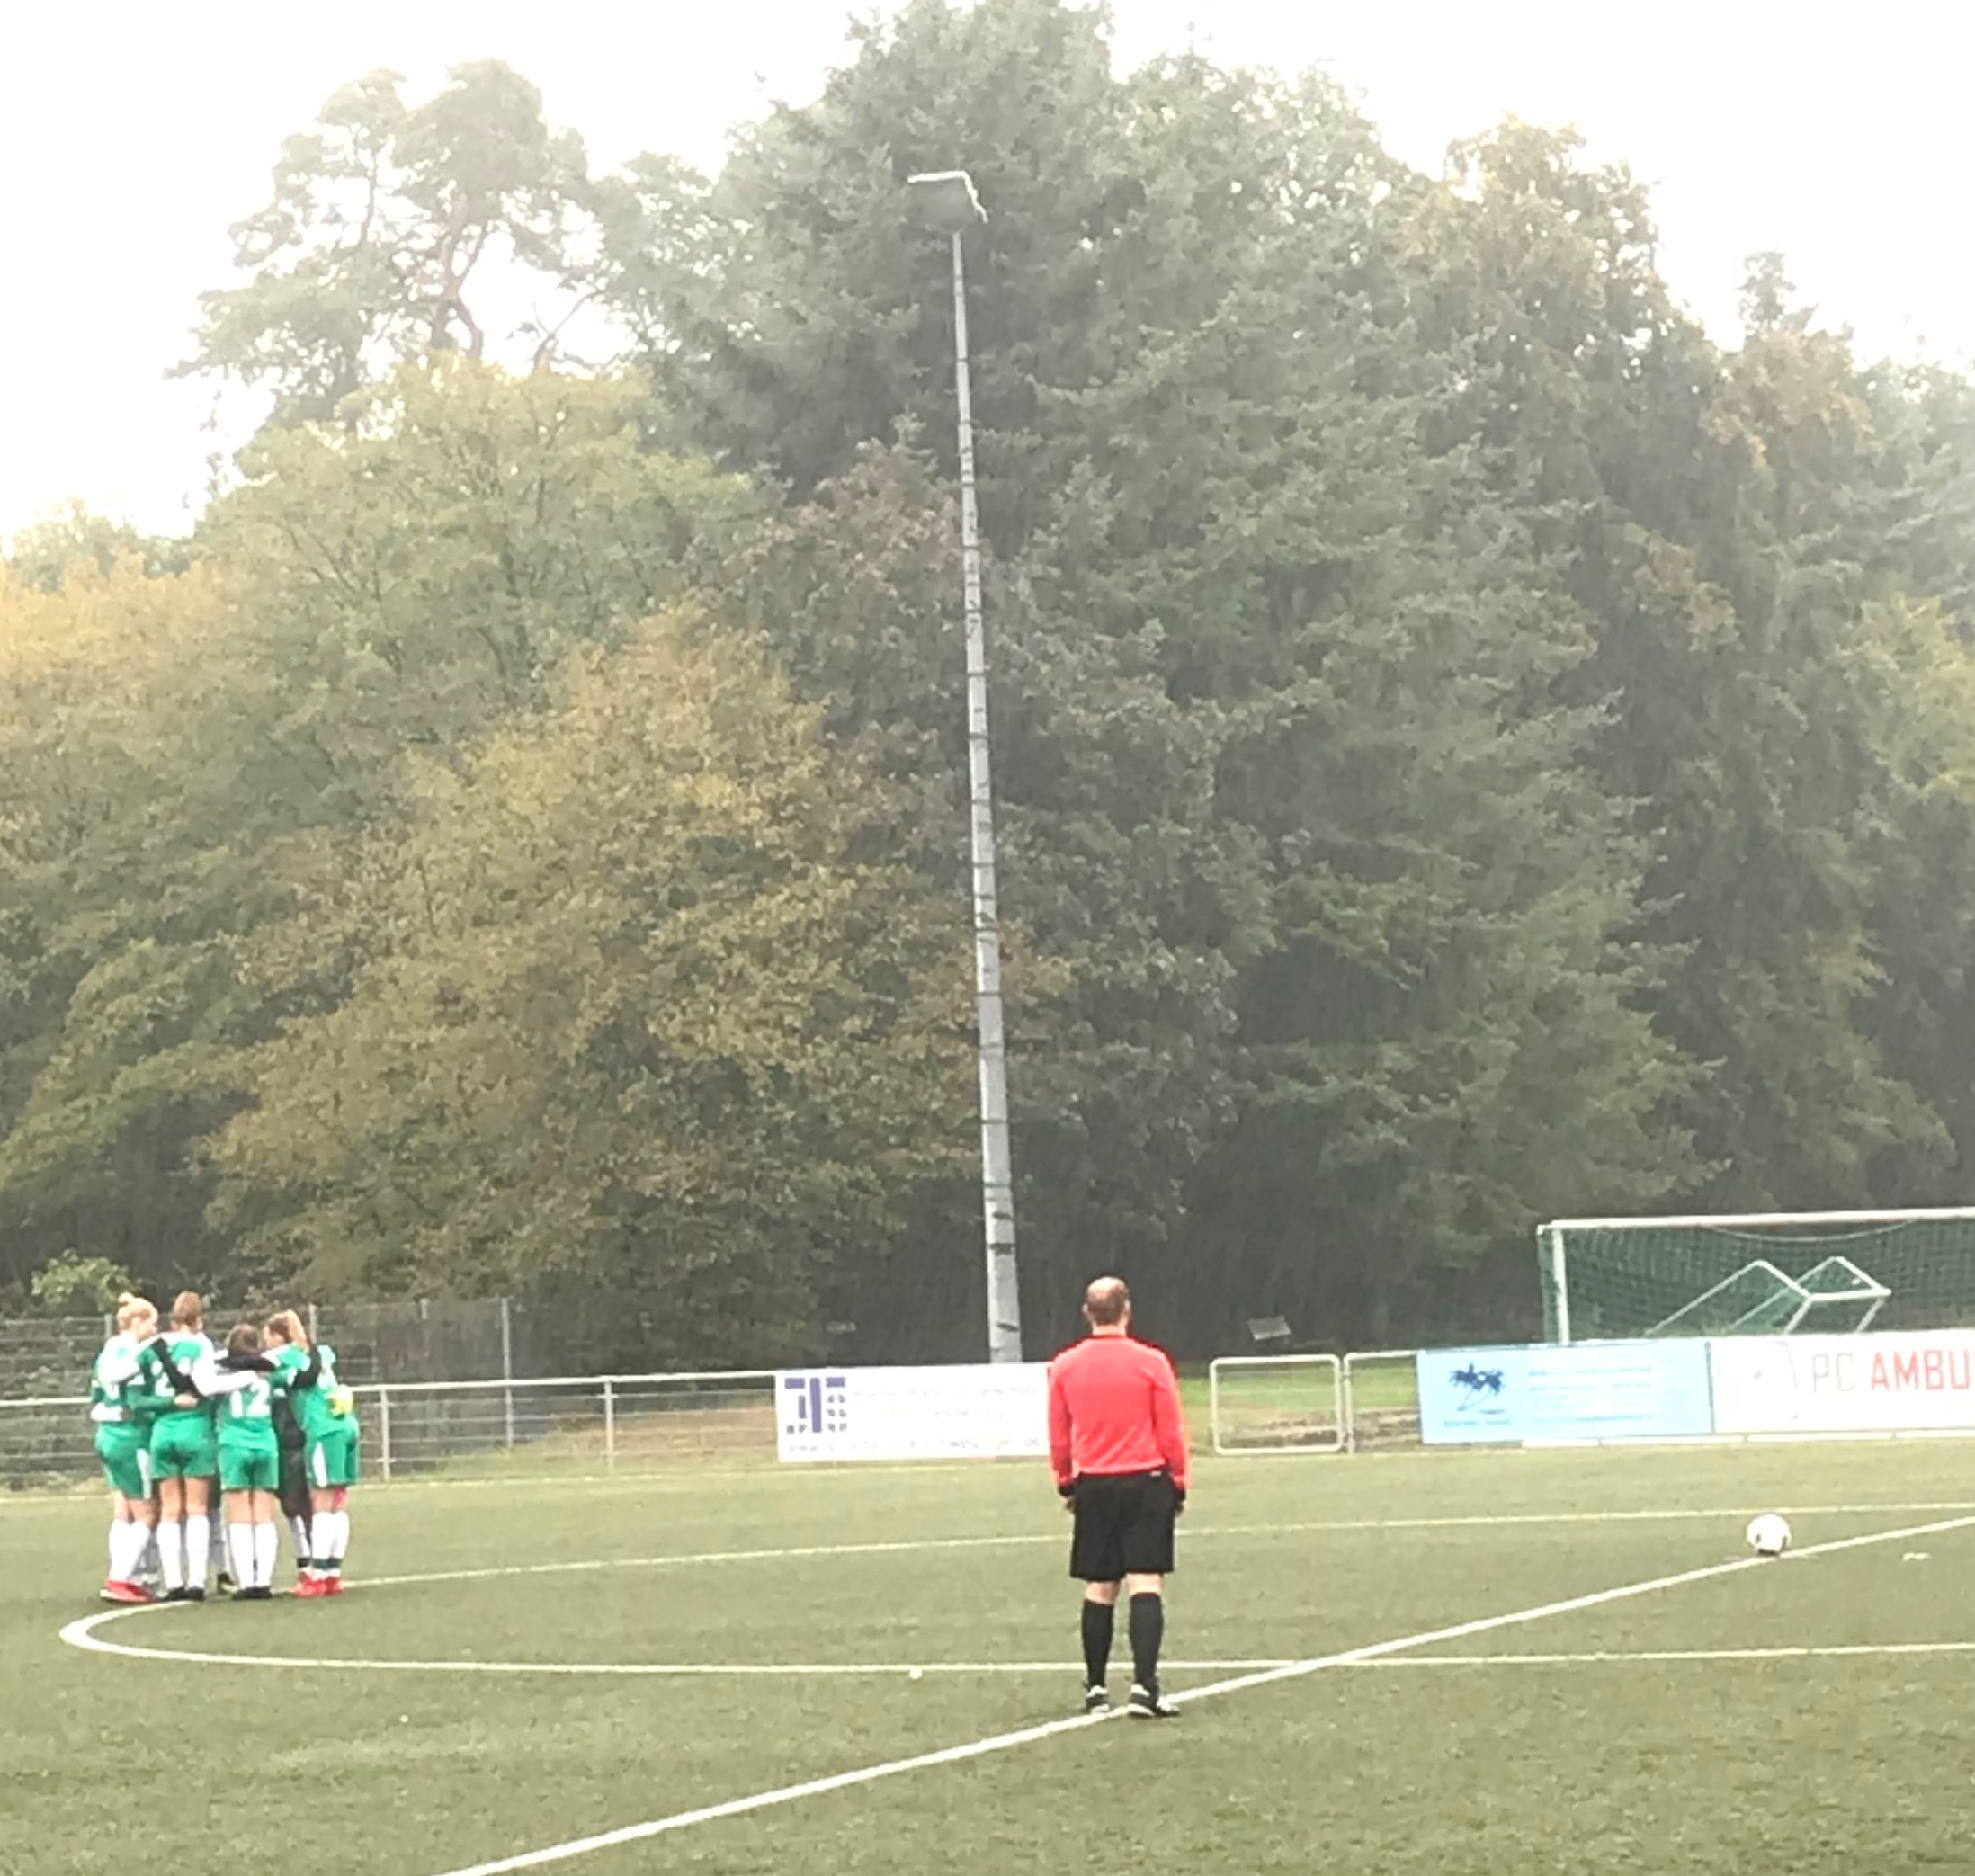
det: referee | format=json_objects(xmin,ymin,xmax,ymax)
[{"xmin": 1048, "ymin": 1276, "xmax": 1190, "ymax": 1720}]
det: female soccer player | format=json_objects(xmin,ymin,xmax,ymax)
[
  {"xmin": 205, "ymin": 1323, "xmax": 290, "ymax": 1599},
  {"xmin": 90, "ymin": 1293, "xmax": 160, "ymax": 1603},
  {"xmin": 140, "ymin": 1292, "xmax": 219, "ymax": 1601},
  {"xmin": 263, "ymin": 1315, "xmax": 313, "ymax": 1574},
  {"xmin": 265, "ymin": 1310, "xmax": 358, "ymax": 1595}
]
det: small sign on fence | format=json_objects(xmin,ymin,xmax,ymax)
[{"xmin": 773, "ymin": 1363, "xmax": 1050, "ymax": 1462}]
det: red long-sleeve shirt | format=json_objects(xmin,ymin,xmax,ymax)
[{"xmin": 1047, "ymin": 1333, "xmax": 1190, "ymax": 1491}]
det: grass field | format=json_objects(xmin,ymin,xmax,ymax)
[{"xmin": 11, "ymin": 1440, "xmax": 1975, "ymax": 1875}]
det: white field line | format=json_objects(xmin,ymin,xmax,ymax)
[
  {"xmin": 234, "ymin": 1502, "xmax": 1975, "ymax": 1595},
  {"xmin": 53, "ymin": 1614, "xmax": 1294, "ymax": 1676},
  {"xmin": 401, "ymin": 1509, "xmax": 1975, "ymax": 1876},
  {"xmin": 1366, "ymin": 1640, "xmax": 1975, "ymax": 1668}
]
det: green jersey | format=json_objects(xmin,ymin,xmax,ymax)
[
  {"xmin": 89, "ymin": 1336, "xmax": 152, "ymax": 1430},
  {"xmin": 215, "ymin": 1362, "xmax": 287, "ymax": 1455},
  {"xmin": 290, "ymin": 1341, "xmax": 357, "ymax": 1440},
  {"xmin": 139, "ymin": 1331, "xmax": 217, "ymax": 1433}
]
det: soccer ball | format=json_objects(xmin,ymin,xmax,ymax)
[{"xmin": 1746, "ymin": 1514, "xmax": 1792, "ymax": 1558}]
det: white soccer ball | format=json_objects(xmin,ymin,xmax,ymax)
[{"xmin": 1746, "ymin": 1514, "xmax": 1792, "ymax": 1558}]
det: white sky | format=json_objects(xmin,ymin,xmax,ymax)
[{"xmin": 4, "ymin": 0, "xmax": 1970, "ymax": 544}]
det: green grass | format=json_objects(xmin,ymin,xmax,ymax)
[{"xmin": 12, "ymin": 1441, "xmax": 1975, "ymax": 1874}]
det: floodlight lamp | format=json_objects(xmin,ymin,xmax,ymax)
[{"xmin": 907, "ymin": 169, "xmax": 988, "ymax": 233}]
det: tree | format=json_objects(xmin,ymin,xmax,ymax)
[
  {"xmin": 5, "ymin": 502, "xmax": 187, "ymax": 591},
  {"xmin": 616, "ymin": 14, "xmax": 1698, "ymax": 1345},
  {"xmin": 1406, "ymin": 130, "xmax": 1958, "ymax": 1210},
  {"xmin": 181, "ymin": 63, "xmax": 595, "ymax": 423},
  {"xmin": 31, "ymin": 1251, "xmax": 136, "ymax": 1316},
  {"xmin": 599, "ymin": 0, "xmax": 1132, "ymax": 541},
  {"xmin": 209, "ymin": 614, "xmax": 972, "ymax": 1367},
  {"xmin": 0, "ymin": 558, "xmax": 255, "ymax": 1295},
  {"xmin": 0, "ymin": 365, "xmax": 754, "ymax": 1310}
]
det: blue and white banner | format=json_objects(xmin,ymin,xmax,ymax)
[
  {"xmin": 775, "ymin": 1363, "xmax": 1050, "ymax": 1462},
  {"xmin": 1416, "ymin": 1341, "xmax": 1715, "ymax": 1446}
]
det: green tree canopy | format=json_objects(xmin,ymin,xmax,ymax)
[{"xmin": 210, "ymin": 614, "xmax": 972, "ymax": 1366}]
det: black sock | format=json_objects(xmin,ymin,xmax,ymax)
[
  {"xmin": 1081, "ymin": 1599, "xmax": 1114, "ymax": 1687},
  {"xmin": 1129, "ymin": 1592, "xmax": 1164, "ymax": 1694}
]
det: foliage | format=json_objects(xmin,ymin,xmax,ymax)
[
  {"xmin": 4, "ymin": 502, "xmax": 189, "ymax": 590},
  {"xmin": 208, "ymin": 616, "xmax": 971, "ymax": 1368},
  {"xmin": 11, "ymin": 4, "xmax": 1975, "ymax": 1354},
  {"xmin": 180, "ymin": 63, "xmax": 596, "ymax": 422},
  {"xmin": 28, "ymin": 1251, "xmax": 136, "ymax": 1316}
]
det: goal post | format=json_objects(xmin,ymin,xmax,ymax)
[{"xmin": 1539, "ymin": 1207, "xmax": 1975, "ymax": 1343}]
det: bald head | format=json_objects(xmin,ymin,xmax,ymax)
[{"xmin": 1083, "ymin": 1276, "xmax": 1131, "ymax": 1329}]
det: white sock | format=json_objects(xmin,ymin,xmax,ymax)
[
  {"xmin": 123, "ymin": 1521, "xmax": 153, "ymax": 1583},
  {"xmin": 289, "ymin": 1514, "xmax": 310, "ymax": 1565},
  {"xmin": 254, "ymin": 1523, "xmax": 279, "ymax": 1589},
  {"xmin": 158, "ymin": 1520, "xmax": 184, "ymax": 1592},
  {"xmin": 139, "ymin": 1528, "xmax": 160, "ymax": 1582},
  {"xmin": 227, "ymin": 1524, "xmax": 254, "ymax": 1590},
  {"xmin": 309, "ymin": 1514, "xmax": 335, "ymax": 1571},
  {"xmin": 109, "ymin": 1521, "xmax": 141, "ymax": 1583},
  {"xmin": 329, "ymin": 1510, "xmax": 351, "ymax": 1563},
  {"xmin": 185, "ymin": 1514, "xmax": 210, "ymax": 1591}
]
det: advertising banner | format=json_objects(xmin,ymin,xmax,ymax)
[
  {"xmin": 1709, "ymin": 1330, "xmax": 1975, "ymax": 1435},
  {"xmin": 775, "ymin": 1363, "xmax": 1051, "ymax": 1462},
  {"xmin": 1416, "ymin": 1341, "xmax": 1716, "ymax": 1446}
]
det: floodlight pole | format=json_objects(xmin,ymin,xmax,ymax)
[{"xmin": 908, "ymin": 170, "xmax": 1022, "ymax": 1365}]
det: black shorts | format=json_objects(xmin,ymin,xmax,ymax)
[
  {"xmin": 1068, "ymin": 1470, "xmax": 1178, "ymax": 1582},
  {"xmin": 277, "ymin": 1438, "xmax": 310, "ymax": 1521}
]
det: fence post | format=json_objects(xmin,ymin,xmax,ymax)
[
  {"xmin": 500, "ymin": 1297, "xmax": 514, "ymax": 1451},
  {"xmin": 603, "ymin": 1378, "xmax": 616, "ymax": 1470},
  {"xmin": 378, "ymin": 1386, "xmax": 393, "ymax": 1483},
  {"xmin": 307, "ymin": 1302, "xmax": 319, "ymax": 1350}
]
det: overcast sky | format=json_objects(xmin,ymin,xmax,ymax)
[{"xmin": 4, "ymin": 1, "xmax": 1969, "ymax": 544}]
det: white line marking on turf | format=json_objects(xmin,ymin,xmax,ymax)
[
  {"xmin": 1365, "ymin": 1641, "xmax": 1975, "ymax": 1668},
  {"xmin": 343, "ymin": 1502, "xmax": 1975, "ymax": 1586},
  {"xmin": 53, "ymin": 1613, "xmax": 1291, "ymax": 1677},
  {"xmin": 403, "ymin": 1509, "xmax": 1975, "ymax": 1876},
  {"xmin": 106, "ymin": 1500, "xmax": 1975, "ymax": 1600}
]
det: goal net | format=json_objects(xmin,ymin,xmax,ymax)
[{"xmin": 1538, "ymin": 1208, "xmax": 1975, "ymax": 1343}]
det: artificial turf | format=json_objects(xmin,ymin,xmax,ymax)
[{"xmin": 8, "ymin": 1438, "xmax": 1975, "ymax": 1875}]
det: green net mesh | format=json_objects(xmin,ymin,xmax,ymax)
[{"xmin": 1538, "ymin": 1213, "xmax": 1975, "ymax": 1342}]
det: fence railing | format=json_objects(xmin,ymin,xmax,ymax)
[
  {"xmin": 0, "ymin": 1298, "xmax": 523, "ymax": 1400},
  {"xmin": 0, "ymin": 1371, "xmax": 783, "ymax": 1488},
  {"xmin": 4, "ymin": 1360, "xmax": 1435, "ymax": 1488},
  {"xmin": 1206, "ymin": 1353, "xmax": 1344, "ymax": 1455}
]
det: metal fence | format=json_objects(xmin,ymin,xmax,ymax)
[
  {"xmin": 0, "ymin": 1371, "xmax": 782, "ymax": 1489},
  {"xmin": 0, "ymin": 1298, "xmax": 521, "ymax": 1400},
  {"xmin": 2, "ymin": 1357, "xmax": 1438, "ymax": 1490},
  {"xmin": 1201, "ymin": 1352, "xmax": 1425, "ymax": 1454}
]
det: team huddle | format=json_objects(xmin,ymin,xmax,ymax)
[{"xmin": 89, "ymin": 1290, "xmax": 361, "ymax": 1603}]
